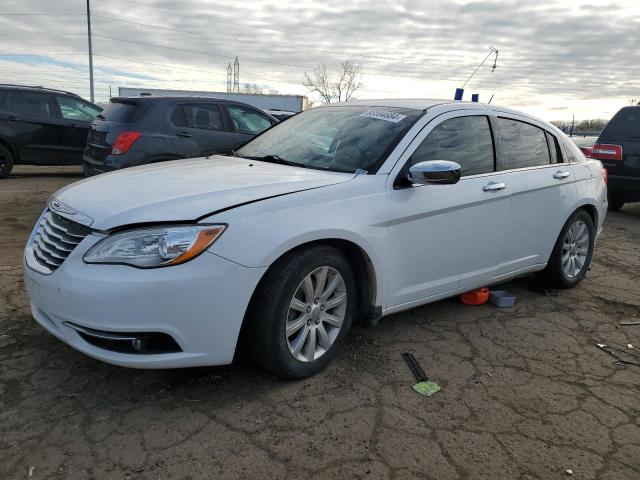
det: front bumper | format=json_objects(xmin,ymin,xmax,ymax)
[{"xmin": 24, "ymin": 235, "xmax": 266, "ymax": 368}]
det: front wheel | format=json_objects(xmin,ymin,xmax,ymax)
[
  {"xmin": 247, "ymin": 245, "xmax": 356, "ymax": 379},
  {"xmin": 539, "ymin": 210, "xmax": 595, "ymax": 289},
  {"xmin": 0, "ymin": 144, "xmax": 14, "ymax": 179}
]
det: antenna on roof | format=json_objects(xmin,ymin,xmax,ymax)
[{"xmin": 462, "ymin": 46, "xmax": 499, "ymax": 88}]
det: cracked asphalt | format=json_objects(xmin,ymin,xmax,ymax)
[{"xmin": 1, "ymin": 166, "xmax": 640, "ymax": 479}]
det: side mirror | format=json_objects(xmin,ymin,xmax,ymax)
[{"xmin": 408, "ymin": 160, "xmax": 461, "ymax": 185}]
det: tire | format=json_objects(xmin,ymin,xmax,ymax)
[
  {"xmin": 0, "ymin": 144, "xmax": 14, "ymax": 179},
  {"xmin": 539, "ymin": 209, "xmax": 595, "ymax": 289},
  {"xmin": 247, "ymin": 245, "xmax": 357, "ymax": 379},
  {"xmin": 608, "ymin": 192, "xmax": 624, "ymax": 212}
]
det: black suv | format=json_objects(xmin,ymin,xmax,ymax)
[
  {"xmin": 591, "ymin": 105, "xmax": 640, "ymax": 210},
  {"xmin": 83, "ymin": 96, "xmax": 277, "ymax": 176},
  {"xmin": 0, "ymin": 84, "xmax": 101, "ymax": 178}
]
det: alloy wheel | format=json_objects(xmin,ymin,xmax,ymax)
[
  {"xmin": 561, "ymin": 220, "xmax": 590, "ymax": 278},
  {"xmin": 286, "ymin": 266, "xmax": 347, "ymax": 362}
]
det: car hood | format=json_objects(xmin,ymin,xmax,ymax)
[{"xmin": 53, "ymin": 156, "xmax": 354, "ymax": 230}]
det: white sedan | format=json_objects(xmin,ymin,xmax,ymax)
[{"xmin": 23, "ymin": 99, "xmax": 607, "ymax": 378}]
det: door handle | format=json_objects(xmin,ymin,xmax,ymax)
[
  {"xmin": 553, "ymin": 171, "xmax": 570, "ymax": 179},
  {"xmin": 482, "ymin": 181, "xmax": 506, "ymax": 192},
  {"xmin": 176, "ymin": 131, "xmax": 192, "ymax": 138},
  {"xmin": 7, "ymin": 115, "xmax": 17, "ymax": 121}
]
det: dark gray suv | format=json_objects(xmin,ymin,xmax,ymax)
[{"xmin": 83, "ymin": 96, "xmax": 277, "ymax": 176}]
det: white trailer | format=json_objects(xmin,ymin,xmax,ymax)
[{"xmin": 118, "ymin": 87, "xmax": 308, "ymax": 113}]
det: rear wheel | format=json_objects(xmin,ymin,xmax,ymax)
[
  {"xmin": 247, "ymin": 245, "xmax": 356, "ymax": 379},
  {"xmin": 0, "ymin": 144, "xmax": 14, "ymax": 179},
  {"xmin": 608, "ymin": 192, "xmax": 625, "ymax": 212},
  {"xmin": 539, "ymin": 209, "xmax": 594, "ymax": 289}
]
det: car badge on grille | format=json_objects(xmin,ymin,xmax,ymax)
[{"xmin": 49, "ymin": 199, "xmax": 77, "ymax": 216}]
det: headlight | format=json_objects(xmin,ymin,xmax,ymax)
[{"xmin": 84, "ymin": 225, "xmax": 226, "ymax": 268}]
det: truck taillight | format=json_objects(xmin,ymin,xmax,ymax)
[
  {"xmin": 111, "ymin": 131, "xmax": 142, "ymax": 155},
  {"xmin": 591, "ymin": 143, "xmax": 623, "ymax": 161}
]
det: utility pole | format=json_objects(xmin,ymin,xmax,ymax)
[
  {"xmin": 227, "ymin": 63, "xmax": 232, "ymax": 92},
  {"xmin": 233, "ymin": 56, "xmax": 239, "ymax": 93},
  {"xmin": 570, "ymin": 114, "xmax": 575, "ymax": 137},
  {"xmin": 86, "ymin": 0, "xmax": 95, "ymax": 103}
]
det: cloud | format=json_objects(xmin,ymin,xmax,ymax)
[{"xmin": 0, "ymin": 0, "xmax": 637, "ymax": 119}]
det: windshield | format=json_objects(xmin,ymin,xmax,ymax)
[{"xmin": 236, "ymin": 105, "xmax": 423, "ymax": 173}]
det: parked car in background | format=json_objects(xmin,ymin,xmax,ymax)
[
  {"xmin": 83, "ymin": 96, "xmax": 278, "ymax": 176},
  {"xmin": 570, "ymin": 135, "xmax": 599, "ymax": 158},
  {"xmin": 24, "ymin": 100, "xmax": 607, "ymax": 379},
  {"xmin": 0, "ymin": 84, "xmax": 101, "ymax": 178},
  {"xmin": 590, "ymin": 105, "xmax": 640, "ymax": 210}
]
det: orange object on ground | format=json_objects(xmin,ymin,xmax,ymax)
[{"xmin": 460, "ymin": 288, "xmax": 490, "ymax": 305}]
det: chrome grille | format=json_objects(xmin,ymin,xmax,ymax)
[{"xmin": 30, "ymin": 210, "xmax": 91, "ymax": 272}]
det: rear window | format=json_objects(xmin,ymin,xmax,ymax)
[
  {"xmin": 100, "ymin": 101, "xmax": 140, "ymax": 122},
  {"xmin": 600, "ymin": 107, "xmax": 640, "ymax": 140}
]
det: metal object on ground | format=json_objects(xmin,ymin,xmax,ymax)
[
  {"xmin": 596, "ymin": 343, "xmax": 640, "ymax": 367},
  {"xmin": 402, "ymin": 353, "xmax": 441, "ymax": 397}
]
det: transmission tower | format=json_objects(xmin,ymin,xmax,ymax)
[
  {"xmin": 233, "ymin": 57, "xmax": 239, "ymax": 93},
  {"xmin": 227, "ymin": 63, "xmax": 232, "ymax": 92}
]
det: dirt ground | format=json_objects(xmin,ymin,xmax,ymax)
[{"xmin": 1, "ymin": 165, "xmax": 640, "ymax": 480}]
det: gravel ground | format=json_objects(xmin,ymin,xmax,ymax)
[{"xmin": 1, "ymin": 165, "xmax": 640, "ymax": 479}]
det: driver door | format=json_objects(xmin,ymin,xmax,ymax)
[{"xmin": 385, "ymin": 111, "xmax": 510, "ymax": 310}]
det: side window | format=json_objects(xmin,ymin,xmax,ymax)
[
  {"xmin": 7, "ymin": 91, "xmax": 54, "ymax": 117},
  {"xmin": 545, "ymin": 132, "xmax": 563, "ymax": 164},
  {"xmin": 497, "ymin": 118, "xmax": 551, "ymax": 170},
  {"xmin": 227, "ymin": 105, "xmax": 272, "ymax": 135},
  {"xmin": 56, "ymin": 95, "xmax": 100, "ymax": 122},
  {"xmin": 175, "ymin": 104, "xmax": 223, "ymax": 131},
  {"xmin": 170, "ymin": 105, "xmax": 188, "ymax": 127},
  {"xmin": 411, "ymin": 116, "xmax": 495, "ymax": 176}
]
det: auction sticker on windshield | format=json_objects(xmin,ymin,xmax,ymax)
[{"xmin": 359, "ymin": 110, "xmax": 407, "ymax": 123}]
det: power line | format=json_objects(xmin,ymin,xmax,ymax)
[
  {"xmin": 0, "ymin": 13, "xmax": 85, "ymax": 16},
  {"xmin": 90, "ymin": 13, "xmax": 465, "ymax": 67}
]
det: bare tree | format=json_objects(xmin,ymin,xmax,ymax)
[
  {"xmin": 303, "ymin": 64, "xmax": 334, "ymax": 103},
  {"xmin": 335, "ymin": 60, "xmax": 363, "ymax": 103},
  {"xmin": 303, "ymin": 60, "xmax": 363, "ymax": 104},
  {"xmin": 241, "ymin": 83, "xmax": 264, "ymax": 94}
]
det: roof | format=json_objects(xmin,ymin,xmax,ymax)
[
  {"xmin": 323, "ymin": 98, "xmax": 554, "ymax": 132},
  {"xmin": 0, "ymin": 83, "xmax": 81, "ymax": 98},
  {"xmin": 336, "ymin": 98, "xmax": 453, "ymax": 110},
  {"xmin": 113, "ymin": 96, "xmax": 242, "ymax": 104}
]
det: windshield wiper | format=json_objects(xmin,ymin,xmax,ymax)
[{"xmin": 244, "ymin": 155, "xmax": 307, "ymax": 168}]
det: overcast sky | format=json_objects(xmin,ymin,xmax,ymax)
[{"xmin": 1, "ymin": 0, "xmax": 638, "ymax": 120}]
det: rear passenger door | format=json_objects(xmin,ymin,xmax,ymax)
[
  {"xmin": 494, "ymin": 115, "xmax": 578, "ymax": 272},
  {"xmin": 167, "ymin": 102, "xmax": 240, "ymax": 157}
]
